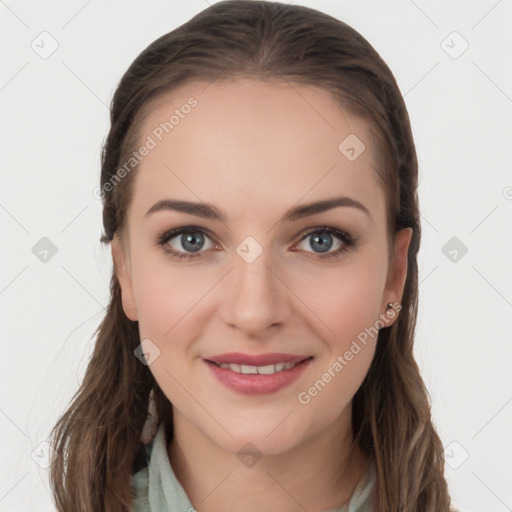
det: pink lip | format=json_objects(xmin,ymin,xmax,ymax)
[
  {"xmin": 204, "ymin": 356, "xmax": 313, "ymax": 395},
  {"xmin": 205, "ymin": 352, "xmax": 310, "ymax": 366}
]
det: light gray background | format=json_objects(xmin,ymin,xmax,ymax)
[{"xmin": 1, "ymin": 1, "xmax": 511, "ymax": 511}]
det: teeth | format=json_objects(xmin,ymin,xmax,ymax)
[
  {"xmin": 240, "ymin": 364, "xmax": 258, "ymax": 374},
  {"xmin": 257, "ymin": 364, "xmax": 277, "ymax": 375},
  {"xmin": 218, "ymin": 361, "xmax": 300, "ymax": 374}
]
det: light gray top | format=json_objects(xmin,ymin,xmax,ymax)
[{"xmin": 131, "ymin": 422, "xmax": 377, "ymax": 511}]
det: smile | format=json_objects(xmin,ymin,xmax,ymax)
[
  {"xmin": 211, "ymin": 361, "xmax": 301, "ymax": 374},
  {"xmin": 204, "ymin": 357, "xmax": 313, "ymax": 394}
]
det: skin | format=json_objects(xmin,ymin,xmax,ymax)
[{"xmin": 112, "ymin": 78, "xmax": 412, "ymax": 512}]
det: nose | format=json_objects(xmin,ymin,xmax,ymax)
[{"xmin": 219, "ymin": 242, "xmax": 290, "ymax": 338}]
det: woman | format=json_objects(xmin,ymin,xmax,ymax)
[{"xmin": 48, "ymin": 1, "xmax": 455, "ymax": 511}]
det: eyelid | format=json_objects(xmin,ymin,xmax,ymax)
[{"xmin": 298, "ymin": 225, "xmax": 352, "ymax": 242}]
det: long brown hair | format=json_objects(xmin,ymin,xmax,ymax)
[{"xmin": 48, "ymin": 1, "xmax": 452, "ymax": 510}]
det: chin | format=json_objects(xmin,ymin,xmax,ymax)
[
  {"xmin": 210, "ymin": 416, "xmax": 310, "ymax": 457},
  {"xmin": 219, "ymin": 433, "xmax": 300, "ymax": 459}
]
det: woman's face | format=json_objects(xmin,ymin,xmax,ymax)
[{"xmin": 113, "ymin": 78, "xmax": 411, "ymax": 455}]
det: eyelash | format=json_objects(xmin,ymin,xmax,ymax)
[{"xmin": 155, "ymin": 225, "xmax": 356, "ymax": 262}]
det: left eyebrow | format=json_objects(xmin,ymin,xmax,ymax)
[{"xmin": 144, "ymin": 196, "xmax": 371, "ymax": 223}]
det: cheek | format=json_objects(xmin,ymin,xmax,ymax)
[
  {"xmin": 132, "ymin": 254, "xmax": 208, "ymax": 338},
  {"xmin": 289, "ymin": 254, "xmax": 386, "ymax": 401},
  {"xmin": 132, "ymin": 260, "xmax": 203, "ymax": 412},
  {"xmin": 292, "ymin": 268, "xmax": 383, "ymax": 432},
  {"xmin": 292, "ymin": 255, "xmax": 388, "ymax": 343},
  {"xmin": 132, "ymin": 258, "xmax": 217, "ymax": 402}
]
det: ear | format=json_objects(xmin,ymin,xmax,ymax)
[
  {"xmin": 111, "ymin": 233, "xmax": 139, "ymax": 322},
  {"xmin": 382, "ymin": 227, "xmax": 413, "ymax": 326}
]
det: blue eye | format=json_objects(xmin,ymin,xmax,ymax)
[
  {"xmin": 156, "ymin": 227, "xmax": 216, "ymax": 260},
  {"xmin": 155, "ymin": 225, "xmax": 355, "ymax": 261},
  {"xmin": 295, "ymin": 226, "xmax": 354, "ymax": 260}
]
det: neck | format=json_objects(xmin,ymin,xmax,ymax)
[{"xmin": 167, "ymin": 406, "xmax": 369, "ymax": 512}]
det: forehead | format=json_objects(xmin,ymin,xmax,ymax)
[{"xmin": 128, "ymin": 78, "xmax": 384, "ymax": 225}]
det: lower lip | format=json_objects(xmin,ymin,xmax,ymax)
[{"xmin": 204, "ymin": 358, "xmax": 313, "ymax": 395}]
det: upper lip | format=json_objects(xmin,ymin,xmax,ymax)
[{"xmin": 205, "ymin": 352, "xmax": 312, "ymax": 366}]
